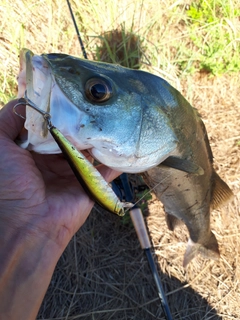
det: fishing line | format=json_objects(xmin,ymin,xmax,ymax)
[
  {"xmin": 121, "ymin": 175, "xmax": 169, "ymax": 215},
  {"xmin": 65, "ymin": 2, "xmax": 173, "ymax": 319}
]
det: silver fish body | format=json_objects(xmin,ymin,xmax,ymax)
[{"xmin": 17, "ymin": 50, "xmax": 233, "ymax": 265}]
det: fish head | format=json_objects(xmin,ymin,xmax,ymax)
[{"xmin": 17, "ymin": 50, "xmax": 178, "ymax": 173}]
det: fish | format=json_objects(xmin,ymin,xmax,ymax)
[
  {"xmin": 17, "ymin": 49, "xmax": 233, "ymax": 266},
  {"xmin": 142, "ymin": 113, "xmax": 233, "ymax": 267}
]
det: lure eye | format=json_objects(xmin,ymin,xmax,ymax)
[{"xmin": 85, "ymin": 78, "xmax": 112, "ymax": 103}]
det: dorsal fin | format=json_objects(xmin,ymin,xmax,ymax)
[{"xmin": 211, "ymin": 170, "xmax": 234, "ymax": 210}]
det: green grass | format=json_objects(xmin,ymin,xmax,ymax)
[
  {"xmin": 182, "ymin": 0, "xmax": 240, "ymax": 74},
  {"xmin": 0, "ymin": 0, "xmax": 239, "ymax": 104}
]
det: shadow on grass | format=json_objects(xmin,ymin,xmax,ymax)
[{"xmin": 38, "ymin": 206, "xmax": 222, "ymax": 320}]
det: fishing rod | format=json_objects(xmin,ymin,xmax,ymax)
[
  {"xmin": 114, "ymin": 175, "xmax": 173, "ymax": 320},
  {"xmin": 66, "ymin": 1, "xmax": 173, "ymax": 319},
  {"xmin": 66, "ymin": 0, "xmax": 88, "ymax": 59}
]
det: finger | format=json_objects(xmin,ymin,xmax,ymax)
[
  {"xmin": 81, "ymin": 150, "xmax": 94, "ymax": 163},
  {"xmin": 96, "ymin": 164, "xmax": 122, "ymax": 182},
  {"xmin": 0, "ymin": 99, "xmax": 25, "ymax": 140}
]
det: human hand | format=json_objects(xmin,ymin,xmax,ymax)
[
  {"xmin": 0, "ymin": 99, "xmax": 121, "ymax": 319},
  {"xmin": 0, "ymin": 99, "xmax": 121, "ymax": 250}
]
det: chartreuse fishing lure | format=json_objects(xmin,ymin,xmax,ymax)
[{"xmin": 14, "ymin": 97, "xmax": 132, "ymax": 217}]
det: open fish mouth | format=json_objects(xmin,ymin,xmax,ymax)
[{"xmin": 17, "ymin": 49, "xmax": 92, "ymax": 154}]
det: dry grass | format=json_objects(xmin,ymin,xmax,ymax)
[{"xmin": 0, "ymin": 0, "xmax": 239, "ymax": 319}]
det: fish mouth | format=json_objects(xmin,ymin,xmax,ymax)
[
  {"xmin": 17, "ymin": 49, "xmax": 55, "ymax": 151},
  {"xmin": 17, "ymin": 49, "xmax": 92, "ymax": 153}
]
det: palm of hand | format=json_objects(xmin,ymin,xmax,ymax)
[{"xmin": 0, "ymin": 100, "xmax": 120, "ymax": 249}]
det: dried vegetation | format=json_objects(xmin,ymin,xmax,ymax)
[{"xmin": 0, "ymin": 0, "xmax": 239, "ymax": 319}]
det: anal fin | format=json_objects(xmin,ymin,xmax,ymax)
[{"xmin": 211, "ymin": 170, "xmax": 234, "ymax": 210}]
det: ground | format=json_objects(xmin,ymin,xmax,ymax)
[{"xmin": 0, "ymin": 1, "xmax": 239, "ymax": 319}]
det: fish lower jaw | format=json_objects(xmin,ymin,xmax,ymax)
[{"xmin": 90, "ymin": 147, "xmax": 162, "ymax": 173}]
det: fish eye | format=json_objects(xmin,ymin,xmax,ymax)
[{"xmin": 85, "ymin": 78, "xmax": 112, "ymax": 103}]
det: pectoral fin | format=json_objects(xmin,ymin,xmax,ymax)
[
  {"xmin": 165, "ymin": 213, "xmax": 182, "ymax": 231},
  {"xmin": 161, "ymin": 156, "xmax": 204, "ymax": 175}
]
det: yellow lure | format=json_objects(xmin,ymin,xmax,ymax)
[{"xmin": 49, "ymin": 125, "xmax": 130, "ymax": 216}]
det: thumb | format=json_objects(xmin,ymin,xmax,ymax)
[
  {"xmin": 97, "ymin": 164, "xmax": 122, "ymax": 183},
  {"xmin": 0, "ymin": 99, "xmax": 25, "ymax": 140}
]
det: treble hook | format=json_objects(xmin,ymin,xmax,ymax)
[
  {"xmin": 13, "ymin": 94, "xmax": 52, "ymax": 127},
  {"xmin": 13, "ymin": 98, "xmax": 27, "ymax": 120}
]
